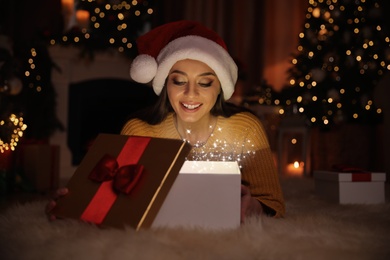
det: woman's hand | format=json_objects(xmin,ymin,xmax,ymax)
[
  {"xmin": 240, "ymin": 184, "xmax": 263, "ymax": 224},
  {"xmin": 45, "ymin": 187, "xmax": 68, "ymax": 221}
]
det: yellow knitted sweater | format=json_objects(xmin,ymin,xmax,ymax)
[{"xmin": 121, "ymin": 112, "xmax": 285, "ymax": 217}]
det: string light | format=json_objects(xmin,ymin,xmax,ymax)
[
  {"xmin": 50, "ymin": 0, "xmax": 155, "ymax": 58},
  {"xmin": 0, "ymin": 114, "xmax": 27, "ymax": 153}
]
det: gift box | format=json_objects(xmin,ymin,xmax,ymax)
[
  {"xmin": 20, "ymin": 144, "xmax": 60, "ymax": 192},
  {"xmin": 313, "ymin": 170, "xmax": 386, "ymax": 204},
  {"xmin": 52, "ymin": 134, "xmax": 192, "ymax": 230},
  {"xmin": 152, "ymin": 161, "xmax": 241, "ymax": 230}
]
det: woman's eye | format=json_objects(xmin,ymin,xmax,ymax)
[
  {"xmin": 199, "ymin": 81, "xmax": 213, "ymax": 87},
  {"xmin": 173, "ymin": 79, "xmax": 186, "ymax": 86}
]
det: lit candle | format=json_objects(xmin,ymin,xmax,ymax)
[
  {"xmin": 61, "ymin": 0, "xmax": 74, "ymax": 15},
  {"xmin": 76, "ymin": 10, "xmax": 90, "ymax": 29},
  {"xmin": 61, "ymin": 0, "xmax": 75, "ymax": 30},
  {"xmin": 286, "ymin": 161, "xmax": 304, "ymax": 176}
]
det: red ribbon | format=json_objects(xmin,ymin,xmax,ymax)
[
  {"xmin": 80, "ymin": 136, "xmax": 151, "ymax": 225},
  {"xmin": 351, "ymin": 173, "xmax": 371, "ymax": 182},
  {"xmin": 332, "ymin": 164, "xmax": 371, "ymax": 182},
  {"xmin": 88, "ymin": 154, "xmax": 144, "ymax": 194}
]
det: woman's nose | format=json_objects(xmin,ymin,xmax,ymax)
[{"xmin": 184, "ymin": 82, "xmax": 198, "ymax": 97}]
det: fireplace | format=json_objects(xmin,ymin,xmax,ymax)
[
  {"xmin": 47, "ymin": 45, "xmax": 162, "ymax": 180},
  {"xmin": 67, "ymin": 78, "xmax": 157, "ymax": 165}
]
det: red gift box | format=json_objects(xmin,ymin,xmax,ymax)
[{"xmin": 52, "ymin": 134, "xmax": 191, "ymax": 230}]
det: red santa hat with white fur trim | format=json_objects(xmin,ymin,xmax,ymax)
[{"xmin": 129, "ymin": 20, "xmax": 238, "ymax": 100}]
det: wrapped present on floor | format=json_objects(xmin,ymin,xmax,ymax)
[
  {"xmin": 52, "ymin": 134, "xmax": 192, "ymax": 230},
  {"xmin": 313, "ymin": 166, "xmax": 386, "ymax": 204}
]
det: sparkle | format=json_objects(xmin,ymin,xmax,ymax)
[{"xmin": 184, "ymin": 126, "xmax": 257, "ymax": 169}]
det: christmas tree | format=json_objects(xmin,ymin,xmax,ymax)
[{"xmin": 280, "ymin": 0, "xmax": 390, "ymax": 128}]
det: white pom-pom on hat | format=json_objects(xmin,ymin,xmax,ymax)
[{"xmin": 129, "ymin": 54, "xmax": 157, "ymax": 84}]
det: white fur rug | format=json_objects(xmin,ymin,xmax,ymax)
[{"xmin": 1, "ymin": 177, "xmax": 389, "ymax": 260}]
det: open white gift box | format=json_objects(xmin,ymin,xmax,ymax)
[
  {"xmin": 313, "ymin": 170, "xmax": 386, "ymax": 204},
  {"xmin": 152, "ymin": 161, "xmax": 241, "ymax": 229}
]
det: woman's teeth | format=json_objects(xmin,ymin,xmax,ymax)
[{"xmin": 182, "ymin": 103, "xmax": 200, "ymax": 110}]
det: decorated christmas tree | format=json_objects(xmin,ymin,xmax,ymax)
[{"xmin": 280, "ymin": 0, "xmax": 390, "ymax": 128}]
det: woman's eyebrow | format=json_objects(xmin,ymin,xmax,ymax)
[
  {"xmin": 199, "ymin": 72, "xmax": 217, "ymax": 77},
  {"xmin": 169, "ymin": 70, "xmax": 216, "ymax": 77},
  {"xmin": 169, "ymin": 70, "xmax": 186, "ymax": 76}
]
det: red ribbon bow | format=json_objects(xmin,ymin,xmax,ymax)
[{"xmin": 89, "ymin": 154, "xmax": 144, "ymax": 194}]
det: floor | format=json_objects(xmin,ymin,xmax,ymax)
[
  {"xmin": 0, "ymin": 177, "xmax": 68, "ymax": 214},
  {"xmin": 0, "ymin": 190, "xmax": 50, "ymax": 214},
  {"xmin": 2, "ymin": 176, "xmax": 389, "ymax": 216}
]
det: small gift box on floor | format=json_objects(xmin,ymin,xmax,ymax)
[{"xmin": 313, "ymin": 166, "xmax": 386, "ymax": 204}]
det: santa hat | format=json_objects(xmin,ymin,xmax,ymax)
[{"xmin": 129, "ymin": 20, "xmax": 238, "ymax": 100}]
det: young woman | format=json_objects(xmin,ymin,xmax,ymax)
[{"xmin": 122, "ymin": 20, "xmax": 285, "ymax": 221}]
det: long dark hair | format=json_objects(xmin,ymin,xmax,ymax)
[{"xmin": 129, "ymin": 85, "xmax": 249, "ymax": 125}]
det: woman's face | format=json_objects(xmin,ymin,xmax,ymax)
[{"xmin": 166, "ymin": 59, "xmax": 221, "ymax": 124}]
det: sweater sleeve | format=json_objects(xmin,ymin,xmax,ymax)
[{"xmin": 239, "ymin": 113, "xmax": 285, "ymax": 217}]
